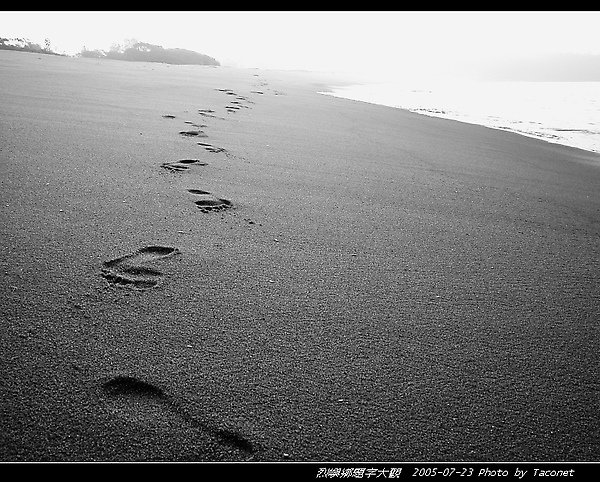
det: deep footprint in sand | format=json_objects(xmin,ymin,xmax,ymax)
[
  {"xmin": 184, "ymin": 121, "xmax": 206, "ymax": 128},
  {"xmin": 100, "ymin": 375, "xmax": 255, "ymax": 454},
  {"xmin": 196, "ymin": 142, "xmax": 226, "ymax": 153},
  {"xmin": 197, "ymin": 109, "xmax": 226, "ymax": 120},
  {"xmin": 101, "ymin": 246, "xmax": 179, "ymax": 290},
  {"xmin": 180, "ymin": 130, "xmax": 208, "ymax": 138},
  {"xmin": 205, "ymin": 147, "xmax": 226, "ymax": 153},
  {"xmin": 161, "ymin": 159, "xmax": 208, "ymax": 173},
  {"xmin": 187, "ymin": 189, "xmax": 232, "ymax": 213}
]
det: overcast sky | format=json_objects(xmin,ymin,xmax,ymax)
[{"xmin": 2, "ymin": 11, "xmax": 600, "ymax": 81}]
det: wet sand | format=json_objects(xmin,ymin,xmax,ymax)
[{"xmin": 1, "ymin": 49, "xmax": 599, "ymax": 462}]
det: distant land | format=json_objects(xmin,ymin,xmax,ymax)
[
  {"xmin": 5, "ymin": 35, "xmax": 598, "ymax": 80},
  {"xmin": 79, "ymin": 41, "xmax": 220, "ymax": 66},
  {"xmin": 0, "ymin": 37, "xmax": 64, "ymax": 56},
  {"xmin": 1, "ymin": 36, "xmax": 219, "ymax": 66}
]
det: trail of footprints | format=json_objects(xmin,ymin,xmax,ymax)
[
  {"xmin": 215, "ymin": 88, "xmax": 254, "ymax": 113},
  {"xmin": 107, "ymin": 87, "xmax": 263, "ymax": 288},
  {"xmin": 158, "ymin": 85, "xmax": 263, "ymax": 211},
  {"xmin": 99, "ymin": 84, "xmax": 273, "ymax": 458},
  {"xmin": 108, "ymin": 83, "xmax": 273, "ymax": 290}
]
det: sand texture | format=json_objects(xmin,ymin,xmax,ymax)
[{"xmin": 1, "ymin": 50, "xmax": 599, "ymax": 462}]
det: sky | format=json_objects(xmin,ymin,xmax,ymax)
[{"xmin": 2, "ymin": 11, "xmax": 600, "ymax": 82}]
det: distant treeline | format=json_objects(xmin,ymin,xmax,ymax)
[
  {"xmin": 0, "ymin": 37, "xmax": 63, "ymax": 55},
  {"xmin": 79, "ymin": 41, "xmax": 220, "ymax": 66}
]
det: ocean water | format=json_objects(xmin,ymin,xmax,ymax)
[{"xmin": 320, "ymin": 80, "xmax": 600, "ymax": 155}]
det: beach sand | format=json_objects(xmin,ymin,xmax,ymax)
[{"xmin": 1, "ymin": 50, "xmax": 599, "ymax": 462}]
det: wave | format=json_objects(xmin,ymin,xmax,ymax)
[{"xmin": 320, "ymin": 80, "xmax": 600, "ymax": 154}]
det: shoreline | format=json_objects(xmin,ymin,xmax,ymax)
[
  {"xmin": 320, "ymin": 81, "xmax": 600, "ymax": 157},
  {"xmin": 1, "ymin": 50, "xmax": 600, "ymax": 462}
]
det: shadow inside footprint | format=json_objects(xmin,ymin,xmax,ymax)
[
  {"xmin": 187, "ymin": 190, "xmax": 233, "ymax": 213},
  {"xmin": 184, "ymin": 121, "xmax": 206, "ymax": 128},
  {"xmin": 101, "ymin": 268, "xmax": 162, "ymax": 289},
  {"xmin": 177, "ymin": 159, "xmax": 202, "ymax": 165},
  {"xmin": 197, "ymin": 110, "xmax": 225, "ymax": 120},
  {"xmin": 161, "ymin": 160, "xmax": 208, "ymax": 173},
  {"xmin": 101, "ymin": 246, "xmax": 179, "ymax": 290},
  {"xmin": 100, "ymin": 375, "xmax": 256, "ymax": 455},
  {"xmin": 215, "ymin": 428, "xmax": 255, "ymax": 453},
  {"xmin": 135, "ymin": 246, "xmax": 178, "ymax": 257},
  {"xmin": 103, "ymin": 376, "xmax": 166, "ymax": 399},
  {"xmin": 101, "ymin": 376, "xmax": 182, "ymax": 430},
  {"xmin": 180, "ymin": 130, "xmax": 207, "ymax": 138},
  {"xmin": 195, "ymin": 142, "xmax": 226, "ymax": 154}
]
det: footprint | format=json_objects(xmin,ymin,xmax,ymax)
[
  {"xmin": 161, "ymin": 159, "xmax": 208, "ymax": 173},
  {"xmin": 206, "ymin": 147, "xmax": 226, "ymax": 153},
  {"xmin": 184, "ymin": 121, "xmax": 206, "ymax": 128},
  {"xmin": 180, "ymin": 130, "xmax": 208, "ymax": 138},
  {"xmin": 215, "ymin": 89, "xmax": 238, "ymax": 96},
  {"xmin": 100, "ymin": 375, "xmax": 255, "ymax": 454},
  {"xmin": 187, "ymin": 189, "xmax": 212, "ymax": 195},
  {"xmin": 101, "ymin": 246, "xmax": 179, "ymax": 290},
  {"xmin": 103, "ymin": 375, "xmax": 166, "ymax": 399},
  {"xmin": 197, "ymin": 110, "xmax": 225, "ymax": 120},
  {"xmin": 195, "ymin": 142, "xmax": 226, "ymax": 154},
  {"xmin": 187, "ymin": 189, "xmax": 232, "ymax": 213}
]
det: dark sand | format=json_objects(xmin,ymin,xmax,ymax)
[{"xmin": 1, "ymin": 50, "xmax": 599, "ymax": 462}]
